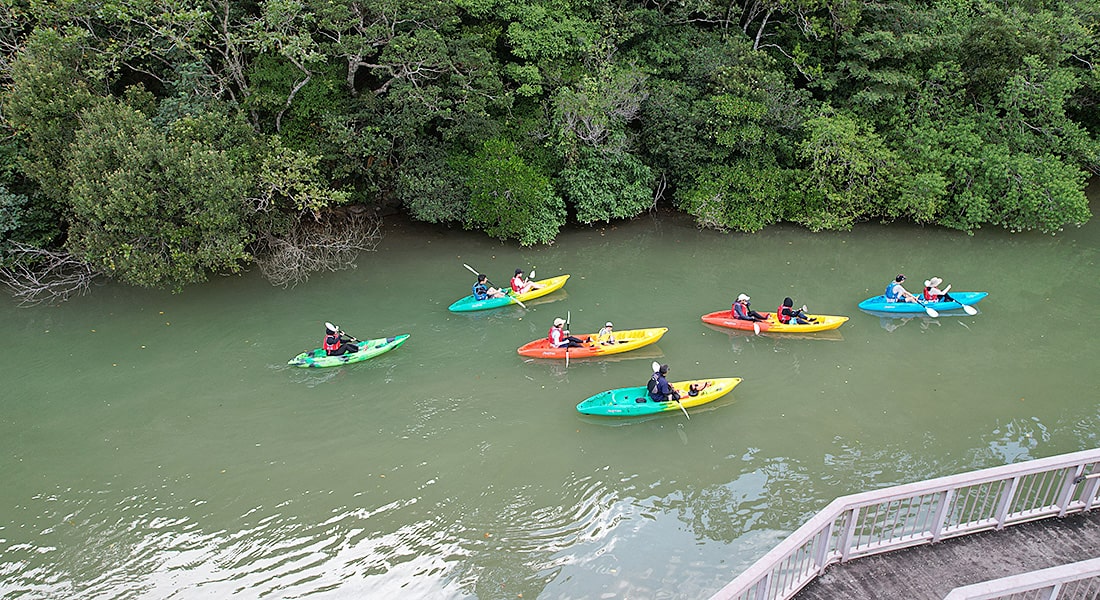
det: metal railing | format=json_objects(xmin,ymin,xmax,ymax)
[
  {"xmin": 940, "ymin": 557, "xmax": 1100, "ymax": 599},
  {"xmin": 710, "ymin": 448, "xmax": 1100, "ymax": 600}
]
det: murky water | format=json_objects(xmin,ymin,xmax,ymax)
[{"xmin": 1, "ymin": 189, "xmax": 1097, "ymax": 598}]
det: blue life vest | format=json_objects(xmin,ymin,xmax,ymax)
[
  {"xmin": 885, "ymin": 282, "xmax": 901, "ymax": 301},
  {"xmin": 473, "ymin": 282, "xmax": 489, "ymax": 300}
]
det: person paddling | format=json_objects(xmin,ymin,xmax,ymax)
[
  {"xmin": 323, "ymin": 322, "xmax": 358, "ymax": 356},
  {"xmin": 776, "ymin": 297, "xmax": 816, "ymax": 324},
  {"xmin": 548, "ymin": 317, "xmax": 586, "ymax": 348},
  {"xmin": 510, "ymin": 268, "xmax": 544, "ymax": 294},
  {"xmin": 473, "ymin": 274, "xmax": 506, "ymax": 300},
  {"xmin": 922, "ymin": 277, "xmax": 957, "ymax": 302},
  {"xmin": 885, "ymin": 274, "xmax": 918, "ymax": 303},
  {"xmin": 647, "ymin": 364, "xmax": 680, "ymax": 402},
  {"xmin": 732, "ymin": 294, "xmax": 767, "ymax": 321}
]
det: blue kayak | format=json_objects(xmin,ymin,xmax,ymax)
[{"xmin": 858, "ymin": 292, "xmax": 988, "ymax": 314}]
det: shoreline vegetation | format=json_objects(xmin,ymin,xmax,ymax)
[{"xmin": 0, "ymin": 0, "xmax": 1096, "ymax": 303}]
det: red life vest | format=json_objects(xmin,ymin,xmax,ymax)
[
  {"xmin": 322, "ymin": 334, "xmax": 340, "ymax": 351},
  {"xmin": 547, "ymin": 327, "xmax": 559, "ymax": 345},
  {"xmin": 923, "ymin": 287, "xmax": 936, "ymax": 301},
  {"xmin": 776, "ymin": 304, "xmax": 791, "ymax": 324}
]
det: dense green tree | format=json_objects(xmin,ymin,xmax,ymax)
[
  {"xmin": 460, "ymin": 137, "xmax": 565, "ymax": 245},
  {"xmin": 65, "ymin": 100, "xmax": 253, "ymax": 289},
  {"xmin": 559, "ymin": 147, "xmax": 654, "ymax": 223}
]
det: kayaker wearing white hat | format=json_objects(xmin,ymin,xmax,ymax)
[
  {"xmin": 597, "ymin": 321, "xmax": 617, "ymax": 345},
  {"xmin": 548, "ymin": 317, "xmax": 586, "ymax": 348},
  {"xmin": 323, "ymin": 322, "xmax": 359, "ymax": 356},
  {"xmin": 732, "ymin": 293, "xmax": 767, "ymax": 322},
  {"xmin": 922, "ymin": 277, "xmax": 956, "ymax": 302}
]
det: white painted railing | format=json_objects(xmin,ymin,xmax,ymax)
[
  {"xmin": 710, "ymin": 448, "xmax": 1100, "ymax": 600},
  {"xmin": 941, "ymin": 557, "xmax": 1100, "ymax": 599}
]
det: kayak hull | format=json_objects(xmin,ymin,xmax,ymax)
[
  {"xmin": 576, "ymin": 377, "xmax": 742, "ymax": 416},
  {"xmin": 700, "ymin": 311, "xmax": 849, "ymax": 332},
  {"xmin": 517, "ymin": 327, "xmax": 668, "ymax": 359},
  {"xmin": 448, "ymin": 275, "xmax": 570, "ymax": 312},
  {"xmin": 288, "ymin": 334, "xmax": 410, "ymax": 368},
  {"xmin": 858, "ymin": 291, "xmax": 988, "ymax": 314}
]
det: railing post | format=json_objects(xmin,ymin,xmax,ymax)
[
  {"xmin": 995, "ymin": 477, "xmax": 1020, "ymax": 530},
  {"xmin": 931, "ymin": 489, "xmax": 954, "ymax": 542},
  {"xmin": 1056, "ymin": 466, "xmax": 1083, "ymax": 517},
  {"xmin": 814, "ymin": 522, "xmax": 833, "ymax": 570},
  {"xmin": 754, "ymin": 571, "xmax": 772, "ymax": 600},
  {"xmin": 1083, "ymin": 471, "xmax": 1100, "ymax": 511},
  {"xmin": 839, "ymin": 507, "xmax": 860, "ymax": 562}
]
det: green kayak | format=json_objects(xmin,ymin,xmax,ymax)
[{"xmin": 288, "ymin": 334, "xmax": 410, "ymax": 368}]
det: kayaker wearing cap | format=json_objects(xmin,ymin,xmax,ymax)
[
  {"xmin": 732, "ymin": 293, "xmax": 767, "ymax": 322},
  {"xmin": 596, "ymin": 321, "xmax": 617, "ymax": 345},
  {"xmin": 548, "ymin": 317, "xmax": 586, "ymax": 348},
  {"xmin": 510, "ymin": 268, "xmax": 544, "ymax": 294},
  {"xmin": 922, "ymin": 277, "xmax": 956, "ymax": 302},
  {"xmin": 885, "ymin": 274, "xmax": 918, "ymax": 303},
  {"xmin": 323, "ymin": 322, "xmax": 359, "ymax": 356},
  {"xmin": 647, "ymin": 364, "xmax": 679, "ymax": 402}
]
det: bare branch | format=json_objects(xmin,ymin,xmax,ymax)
[
  {"xmin": 0, "ymin": 243, "xmax": 102, "ymax": 306},
  {"xmin": 255, "ymin": 210, "xmax": 383, "ymax": 288}
]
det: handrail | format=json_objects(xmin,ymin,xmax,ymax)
[
  {"xmin": 941, "ymin": 556, "xmax": 1100, "ymax": 599},
  {"xmin": 709, "ymin": 448, "xmax": 1100, "ymax": 600}
]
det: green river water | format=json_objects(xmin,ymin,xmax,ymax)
[{"xmin": 2, "ymin": 190, "xmax": 1098, "ymax": 599}]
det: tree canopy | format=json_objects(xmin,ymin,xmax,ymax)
[{"xmin": 0, "ymin": 0, "xmax": 1095, "ymax": 291}]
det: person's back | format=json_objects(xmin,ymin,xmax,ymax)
[{"xmin": 647, "ymin": 364, "xmax": 677, "ymax": 402}]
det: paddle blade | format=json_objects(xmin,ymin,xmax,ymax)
[
  {"xmin": 961, "ymin": 304, "xmax": 978, "ymax": 315},
  {"xmin": 753, "ymin": 322, "xmax": 761, "ymax": 335},
  {"xmin": 652, "ymin": 361, "xmax": 661, "ymax": 373},
  {"xmin": 529, "ymin": 270, "xmax": 535, "ymax": 279},
  {"xmin": 924, "ymin": 306, "xmax": 940, "ymax": 318}
]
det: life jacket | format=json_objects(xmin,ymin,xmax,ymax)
[
  {"xmin": 885, "ymin": 282, "xmax": 901, "ymax": 301},
  {"xmin": 732, "ymin": 302, "xmax": 747, "ymax": 319},
  {"xmin": 473, "ymin": 282, "xmax": 489, "ymax": 300},
  {"xmin": 923, "ymin": 287, "xmax": 936, "ymax": 301},
  {"xmin": 548, "ymin": 326, "xmax": 562, "ymax": 346},
  {"xmin": 322, "ymin": 334, "xmax": 340, "ymax": 351},
  {"xmin": 511, "ymin": 276, "xmax": 524, "ymax": 293},
  {"xmin": 776, "ymin": 304, "xmax": 791, "ymax": 324}
]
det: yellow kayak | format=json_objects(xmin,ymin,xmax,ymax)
[{"xmin": 517, "ymin": 327, "xmax": 667, "ymax": 359}]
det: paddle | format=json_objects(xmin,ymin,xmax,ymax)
[
  {"xmin": 462, "ymin": 263, "xmax": 526, "ymax": 308},
  {"xmin": 565, "ymin": 310, "xmax": 571, "ymax": 368},
  {"xmin": 652, "ymin": 361, "xmax": 689, "ymax": 420},
  {"xmin": 913, "ymin": 297, "xmax": 939, "ymax": 318},
  {"xmin": 941, "ymin": 284, "xmax": 978, "ymax": 315}
]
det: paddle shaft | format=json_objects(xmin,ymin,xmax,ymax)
[{"xmin": 565, "ymin": 310, "xmax": 570, "ymax": 367}]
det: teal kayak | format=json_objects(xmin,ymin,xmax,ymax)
[
  {"xmin": 288, "ymin": 334, "xmax": 410, "ymax": 368},
  {"xmin": 447, "ymin": 275, "xmax": 569, "ymax": 312},
  {"xmin": 576, "ymin": 378, "xmax": 742, "ymax": 417},
  {"xmin": 858, "ymin": 292, "xmax": 987, "ymax": 314}
]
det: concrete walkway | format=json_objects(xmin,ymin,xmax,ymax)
[{"xmin": 793, "ymin": 510, "xmax": 1100, "ymax": 600}]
